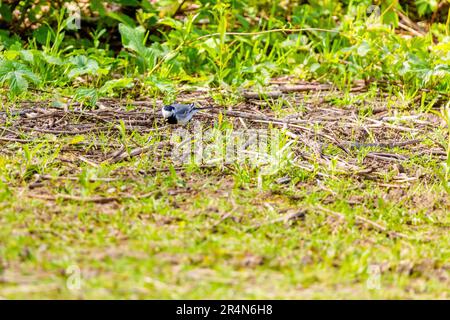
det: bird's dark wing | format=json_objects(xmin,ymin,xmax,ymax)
[{"xmin": 173, "ymin": 103, "xmax": 195, "ymax": 116}]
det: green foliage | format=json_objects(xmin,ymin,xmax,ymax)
[
  {"xmin": 433, "ymin": 104, "xmax": 450, "ymax": 194},
  {"xmin": 0, "ymin": 1, "xmax": 449, "ymax": 97},
  {"xmin": 100, "ymin": 78, "xmax": 134, "ymax": 95},
  {"xmin": 67, "ymin": 55, "xmax": 101, "ymax": 79},
  {"xmin": 118, "ymin": 23, "xmax": 165, "ymax": 71},
  {"xmin": 74, "ymin": 87, "xmax": 99, "ymax": 106},
  {"xmin": 1, "ymin": 0, "xmax": 450, "ymax": 300},
  {"xmin": 0, "ymin": 60, "xmax": 40, "ymax": 97},
  {"xmin": 415, "ymin": 0, "xmax": 439, "ymax": 16},
  {"xmin": 119, "ymin": 24, "xmax": 149, "ymax": 58}
]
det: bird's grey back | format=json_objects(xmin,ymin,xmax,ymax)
[
  {"xmin": 169, "ymin": 103, "xmax": 197, "ymax": 125},
  {"xmin": 173, "ymin": 103, "xmax": 195, "ymax": 116}
]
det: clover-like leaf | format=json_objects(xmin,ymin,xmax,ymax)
[
  {"xmin": 68, "ymin": 55, "xmax": 100, "ymax": 78},
  {"xmin": 0, "ymin": 60, "xmax": 40, "ymax": 97}
]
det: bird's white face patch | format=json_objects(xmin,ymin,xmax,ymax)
[{"xmin": 162, "ymin": 108, "xmax": 174, "ymax": 119}]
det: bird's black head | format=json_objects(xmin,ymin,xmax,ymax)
[
  {"xmin": 162, "ymin": 105, "xmax": 175, "ymax": 112},
  {"xmin": 163, "ymin": 105, "xmax": 175, "ymax": 111},
  {"xmin": 162, "ymin": 105, "xmax": 175, "ymax": 119},
  {"xmin": 161, "ymin": 105, "xmax": 178, "ymax": 124}
]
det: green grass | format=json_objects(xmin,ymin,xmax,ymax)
[
  {"xmin": 0, "ymin": 1, "xmax": 450, "ymax": 299},
  {"xmin": 0, "ymin": 176, "xmax": 448, "ymax": 299},
  {"xmin": 0, "ymin": 91, "xmax": 449, "ymax": 299}
]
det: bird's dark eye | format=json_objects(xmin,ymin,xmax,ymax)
[{"xmin": 163, "ymin": 105, "xmax": 174, "ymax": 111}]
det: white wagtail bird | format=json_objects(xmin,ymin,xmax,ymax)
[{"xmin": 161, "ymin": 103, "xmax": 214, "ymax": 125}]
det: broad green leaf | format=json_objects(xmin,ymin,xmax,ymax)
[
  {"xmin": 3, "ymin": 50, "xmax": 18, "ymax": 60},
  {"xmin": 8, "ymin": 71, "xmax": 28, "ymax": 96},
  {"xmin": 415, "ymin": 0, "xmax": 438, "ymax": 16},
  {"xmin": 0, "ymin": 30, "xmax": 21, "ymax": 49},
  {"xmin": 68, "ymin": 55, "xmax": 99, "ymax": 78},
  {"xmin": 357, "ymin": 41, "xmax": 371, "ymax": 57},
  {"xmin": 41, "ymin": 52, "xmax": 63, "ymax": 65},
  {"xmin": 90, "ymin": 0, "xmax": 107, "ymax": 16},
  {"xmin": 382, "ymin": 10, "xmax": 398, "ymax": 27},
  {"xmin": 100, "ymin": 78, "xmax": 134, "ymax": 94},
  {"xmin": 0, "ymin": 4, "xmax": 12, "ymax": 22},
  {"xmin": 20, "ymin": 50, "xmax": 34, "ymax": 63},
  {"xmin": 0, "ymin": 60, "xmax": 40, "ymax": 97},
  {"xmin": 108, "ymin": 12, "xmax": 136, "ymax": 27},
  {"xmin": 310, "ymin": 63, "xmax": 321, "ymax": 72},
  {"xmin": 74, "ymin": 88, "xmax": 99, "ymax": 106},
  {"xmin": 119, "ymin": 24, "xmax": 149, "ymax": 58},
  {"xmin": 158, "ymin": 17, "xmax": 183, "ymax": 29},
  {"xmin": 32, "ymin": 25, "xmax": 54, "ymax": 45}
]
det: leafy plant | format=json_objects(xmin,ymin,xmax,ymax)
[
  {"xmin": 415, "ymin": 0, "xmax": 439, "ymax": 16},
  {"xmin": 73, "ymin": 87, "xmax": 99, "ymax": 106},
  {"xmin": 99, "ymin": 78, "xmax": 134, "ymax": 95},
  {"xmin": 118, "ymin": 23, "xmax": 164, "ymax": 72},
  {"xmin": 67, "ymin": 55, "xmax": 101, "ymax": 79},
  {"xmin": 0, "ymin": 60, "xmax": 40, "ymax": 97}
]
